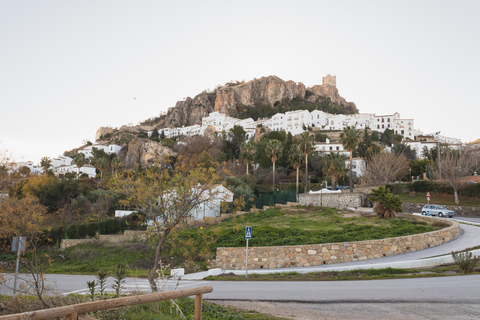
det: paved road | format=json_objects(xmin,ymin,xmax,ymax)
[
  {"xmin": 3, "ymin": 273, "xmax": 480, "ymax": 303},
  {"xmin": 197, "ymin": 219, "xmax": 480, "ymax": 278}
]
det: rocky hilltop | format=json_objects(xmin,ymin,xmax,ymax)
[{"xmin": 148, "ymin": 75, "xmax": 357, "ymax": 128}]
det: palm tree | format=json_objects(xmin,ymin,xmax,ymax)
[
  {"xmin": 299, "ymin": 132, "xmax": 314, "ymax": 193},
  {"xmin": 73, "ymin": 153, "xmax": 86, "ymax": 177},
  {"xmin": 266, "ymin": 139, "xmax": 283, "ymax": 191},
  {"xmin": 112, "ymin": 158, "xmax": 123, "ymax": 176},
  {"xmin": 40, "ymin": 156, "xmax": 51, "ymax": 175},
  {"xmin": 289, "ymin": 144, "xmax": 304, "ymax": 201},
  {"xmin": 340, "ymin": 126, "xmax": 362, "ymax": 192},
  {"xmin": 322, "ymin": 152, "xmax": 347, "ymax": 190},
  {"xmin": 240, "ymin": 140, "xmax": 256, "ymax": 175}
]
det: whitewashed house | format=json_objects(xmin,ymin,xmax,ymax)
[
  {"xmin": 190, "ymin": 184, "xmax": 234, "ymax": 220},
  {"xmin": 314, "ymin": 138, "xmax": 350, "ymax": 157},
  {"xmin": 345, "ymin": 157, "xmax": 366, "ymax": 178},
  {"xmin": 78, "ymin": 144, "xmax": 122, "ymax": 159},
  {"xmin": 54, "ymin": 164, "xmax": 96, "ymax": 178},
  {"xmin": 52, "ymin": 156, "xmax": 73, "ymax": 168}
]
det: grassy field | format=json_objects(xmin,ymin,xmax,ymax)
[
  {"xmin": 0, "ymin": 206, "xmax": 449, "ymax": 275},
  {"xmin": 399, "ymin": 191, "xmax": 480, "ymax": 206}
]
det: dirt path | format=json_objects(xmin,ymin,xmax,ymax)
[{"xmin": 212, "ymin": 300, "xmax": 480, "ymax": 320}]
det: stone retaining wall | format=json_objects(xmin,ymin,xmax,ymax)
[
  {"xmin": 403, "ymin": 202, "xmax": 480, "ymax": 218},
  {"xmin": 299, "ymin": 193, "xmax": 363, "ymax": 209},
  {"xmin": 215, "ymin": 216, "xmax": 460, "ymax": 270},
  {"xmin": 60, "ymin": 230, "xmax": 146, "ymax": 249}
]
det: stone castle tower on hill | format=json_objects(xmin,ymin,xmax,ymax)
[{"xmin": 322, "ymin": 74, "xmax": 336, "ymax": 87}]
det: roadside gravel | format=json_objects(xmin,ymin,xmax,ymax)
[{"xmin": 212, "ymin": 300, "xmax": 480, "ymax": 320}]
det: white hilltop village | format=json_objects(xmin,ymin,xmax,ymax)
[{"xmin": 8, "ymin": 75, "xmax": 465, "ymax": 179}]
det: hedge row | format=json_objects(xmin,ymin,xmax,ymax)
[
  {"xmin": 387, "ymin": 180, "xmax": 480, "ymax": 198},
  {"xmin": 43, "ymin": 215, "xmax": 147, "ymax": 246}
]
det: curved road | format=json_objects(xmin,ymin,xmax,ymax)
[{"xmin": 2, "ymin": 216, "xmax": 480, "ymax": 319}]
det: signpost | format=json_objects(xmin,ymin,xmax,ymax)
[
  {"xmin": 245, "ymin": 226, "xmax": 251, "ymax": 278},
  {"xmin": 426, "ymin": 191, "xmax": 431, "ymax": 204},
  {"xmin": 11, "ymin": 236, "xmax": 26, "ymax": 294}
]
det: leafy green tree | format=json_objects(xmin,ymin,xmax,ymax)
[
  {"xmin": 150, "ymin": 129, "xmax": 160, "ymax": 141},
  {"xmin": 340, "ymin": 126, "xmax": 362, "ymax": 192},
  {"xmin": 392, "ymin": 143, "xmax": 417, "ymax": 161},
  {"xmin": 322, "ymin": 152, "xmax": 346, "ymax": 190},
  {"xmin": 224, "ymin": 175, "xmax": 255, "ymax": 199},
  {"xmin": 112, "ymin": 164, "xmax": 219, "ymax": 292},
  {"xmin": 161, "ymin": 138, "xmax": 175, "ymax": 148},
  {"xmin": 279, "ymin": 132, "xmax": 294, "ymax": 169},
  {"xmin": 369, "ymin": 186, "xmax": 402, "ymax": 219},
  {"xmin": 299, "ymin": 132, "xmax": 314, "ymax": 193},
  {"xmin": 266, "ymin": 139, "xmax": 283, "ymax": 191},
  {"xmin": 409, "ymin": 159, "xmax": 430, "ymax": 178},
  {"xmin": 228, "ymin": 125, "xmax": 247, "ymax": 159}
]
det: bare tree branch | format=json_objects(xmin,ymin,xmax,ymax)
[
  {"xmin": 362, "ymin": 152, "xmax": 409, "ymax": 186},
  {"xmin": 428, "ymin": 147, "xmax": 477, "ymax": 204}
]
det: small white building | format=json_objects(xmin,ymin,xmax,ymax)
[
  {"xmin": 52, "ymin": 156, "xmax": 73, "ymax": 169},
  {"xmin": 54, "ymin": 164, "xmax": 96, "ymax": 178},
  {"xmin": 189, "ymin": 184, "xmax": 234, "ymax": 220},
  {"xmin": 345, "ymin": 157, "xmax": 366, "ymax": 178},
  {"xmin": 78, "ymin": 144, "xmax": 122, "ymax": 159},
  {"xmin": 314, "ymin": 139, "xmax": 350, "ymax": 157}
]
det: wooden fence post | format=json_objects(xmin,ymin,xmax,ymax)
[{"xmin": 194, "ymin": 293, "xmax": 203, "ymax": 320}]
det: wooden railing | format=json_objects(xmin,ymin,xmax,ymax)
[{"xmin": 0, "ymin": 286, "xmax": 213, "ymax": 320}]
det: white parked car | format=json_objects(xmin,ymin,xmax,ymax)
[{"xmin": 421, "ymin": 205, "xmax": 455, "ymax": 218}]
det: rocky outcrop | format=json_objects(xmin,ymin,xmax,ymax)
[
  {"xmin": 214, "ymin": 76, "xmax": 306, "ymax": 114},
  {"xmin": 162, "ymin": 75, "xmax": 357, "ymax": 127},
  {"xmin": 119, "ymin": 139, "xmax": 175, "ymax": 170},
  {"xmin": 164, "ymin": 92, "xmax": 216, "ymax": 128},
  {"xmin": 307, "ymin": 84, "xmax": 357, "ymax": 114}
]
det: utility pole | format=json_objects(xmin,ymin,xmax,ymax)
[{"xmin": 436, "ymin": 131, "xmax": 442, "ymax": 178}]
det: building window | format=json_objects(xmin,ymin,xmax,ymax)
[
  {"xmin": 388, "ymin": 118, "xmax": 390, "ymax": 122},
  {"xmin": 336, "ymin": 146, "xmax": 339, "ymax": 150}
]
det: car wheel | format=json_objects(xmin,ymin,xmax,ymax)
[
  {"xmin": 438, "ymin": 212, "xmax": 443, "ymax": 217},
  {"xmin": 422, "ymin": 211, "xmax": 426, "ymax": 215}
]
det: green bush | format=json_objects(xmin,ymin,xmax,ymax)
[
  {"xmin": 386, "ymin": 183, "xmax": 409, "ymax": 194},
  {"xmin": 409, "ymin": 180, "xmax": 437, "ymax": 193},
  {"xmin": 459, "ymin": 184, "xmax": 480, "ymax": 198},
  {"xmin": 452, "ymin": 250, "xmax": 479, "ymax": 274}
]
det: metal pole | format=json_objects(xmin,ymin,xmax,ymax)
[
  {"xmin": 13, "ymin": 243, "xmax": 21, "ymax": 294},
  {"xmin": 245, "ymin": 238, "xmax": 249, "ymax": 278},
  {"xmin": 438, "ymin": 141, "xmax": 441, "ymax": 178}
]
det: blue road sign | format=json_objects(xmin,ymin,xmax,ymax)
[{"xmin": 245, "ymin": 226, "xmax": 252, "ymax": 239}]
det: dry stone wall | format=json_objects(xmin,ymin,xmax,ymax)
[
  {"xmin": 299, "ymin": 193, "xmax": 363, "ymax": 209},
  {"xmin": 215, "ymin": 217, "xmax": 460, "ymax": 270}
]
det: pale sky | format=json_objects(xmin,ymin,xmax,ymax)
[{"xmin": 1, "ymin": 0, "xmax": 479, "ymax": 164}]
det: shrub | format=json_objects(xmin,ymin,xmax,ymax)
[
  {"xmin": 386, "ymin": 183, "xmax": 409, "ymax": 195},
  {"xmin": 369, "ymin": 186, "xmax": 403, "ymax": 219},
  {"xmin": 409, "ymin": 180, "xmax": 437, "ymax": 193},
  {"xmin": 452, "ymin": 250, "xmax": 479, "ymax": 274}
]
